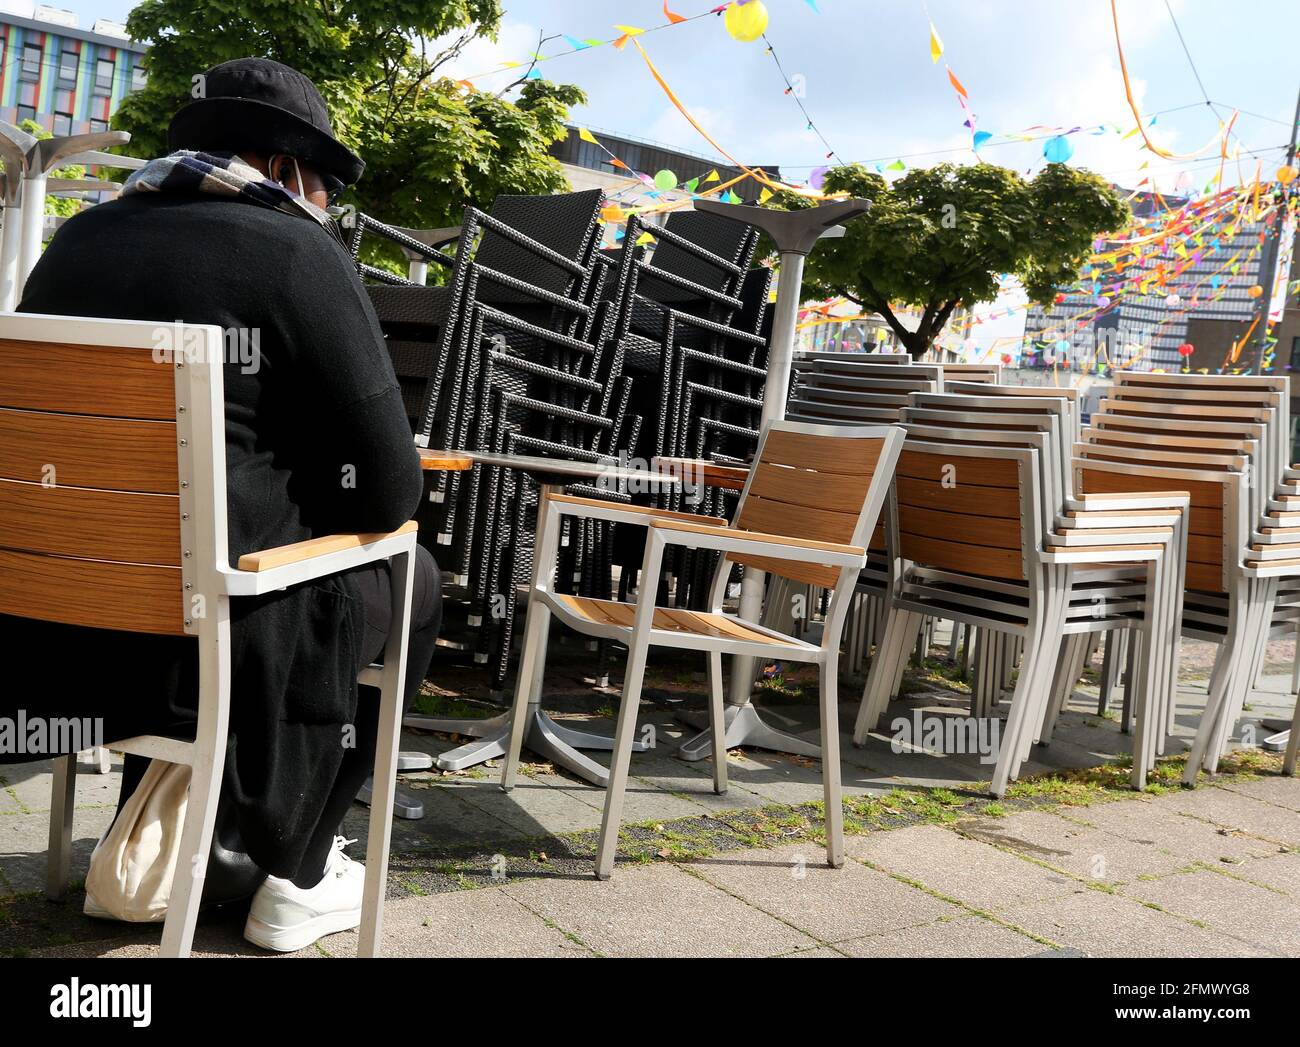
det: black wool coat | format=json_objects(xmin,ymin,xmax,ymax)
[{"xmin": 3, "ymin": 192, "xmax": 422, "ymax": 878}]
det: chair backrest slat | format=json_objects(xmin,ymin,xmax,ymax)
[
  {"xmin": 0, "ymin": 314, "xmax": 225, "ymax": 637},
  {"xmin": 894, "ymin": 447, "xmax": 1029, "ymax": 581},
  {"xmin": 725, "ymin": 422, "xmax": 901, "ymax": 588}
]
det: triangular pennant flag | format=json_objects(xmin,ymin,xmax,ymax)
[
  {"xmin": 704, "ymin": 169, "xmax": 721, "ymax": 183},
  {"xmin": 610, "ymin": 157, "xmax": 630, "ymax": 170},
  {"xmin": 929, "ymin": 22, "xmax": 944, "ymax": 63},
  {"xmin": 525, "ymin": 68, "xmax": 543, "ymax": 80},
  {"xmin": 662, "ymin": 1, "xmax": 687, "ymax": 24},
  {"xmin": 947, "ymin": 69, "xmax": 968, "ymax": 99},
  {"xmin": 500, "ymin": 60, "xmax": 522, "ymax": 69},
  {"xmin": 759, "ymin": 187, "xmax": 773, "ymax": 203},
  {"xmin": 578, "ymin": 127, "xmax": 599, "ymax": 145},
  {"xmin": 805, "ymin": 0, "xmax": 821, "ymax": 11},
  {"xmin": 612, "ymin": 25, "xmax": 644, "ymax": 49},
  {"xmin": 683, "ymin": 176, "xmax": 699, "ymax": 192},
  {"xmin": 887, "ymin": 159, "xmax": 906, "ymax": 171},
  {"xmin": 563, "ymin": 35, "xmax": 591, "ymax": 50},
  {"xmin": 636, "ymin": 231, "xmax": 655, "ymax": 245}
]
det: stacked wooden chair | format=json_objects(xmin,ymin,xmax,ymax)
[
  {"xmin": 853, "ymin": 382, "xmax": 1190, "ymax": 793},
  {"xmin": 1082, "ymin": 371, "xmax": 1295, "ymax": 783}
]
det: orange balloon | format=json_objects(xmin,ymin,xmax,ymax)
[{"xmin": 1248, "ymin": 284, "xmax": 1264, "ymax": 298}]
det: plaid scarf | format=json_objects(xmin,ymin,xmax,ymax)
[{"xmin": 121, "ymin": 150, "xmax": 338, "ymax": 236}]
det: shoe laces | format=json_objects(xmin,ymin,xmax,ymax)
[{"xmin": 328, "ymin": 836, "xmax": 358, "ymax": 878}]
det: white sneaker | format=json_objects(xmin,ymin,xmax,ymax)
[{"xmin": 243, "ymin": 837, "xmax": 365, "ymax": 953}]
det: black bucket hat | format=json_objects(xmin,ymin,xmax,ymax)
[{"xmin": 168, "ymin": 58, "xmax": 364, "ymax": 186}]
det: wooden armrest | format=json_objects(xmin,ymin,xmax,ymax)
[
  {"xmin": 652, "ymin": 456, "xmax": 750, "ymax": 491},
  {"xmin": 548, "ymin": 493, "xmax": 727, "ymax": 526},
  {"xmin": 1072, "ymin": 491, "xmax": 1191, "ymax": 506},
  {"xmin": 418, "ymin": 449, "xmax": 474, "ymax": 471},
  {"xmin": 238, "ymin": 521, "xmax": 418, "ymax": 572},
  {"xmin": 649, "ymin": 518, "xmax": 864, "ymax": 558}
]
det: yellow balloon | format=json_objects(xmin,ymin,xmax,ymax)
[
  {"xmin": 1278, "ymin": 165, "xmax": 1298, "ymax": 186},
  {"xmin": 724, "ymin": 0, "xmax": 768, "ymax": 42}
]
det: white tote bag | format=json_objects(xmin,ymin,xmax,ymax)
[{"xmin": 84, "ymin": 759, "xmax": 191, "ymax": 923}]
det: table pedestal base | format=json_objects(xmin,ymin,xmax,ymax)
[
  {"xmin": 676, "ymin": 703, "xmax": 821, "ymax": 761},
  {"xmin": 406, "ymin": 707, "xmax": 647, "ymax": 787}
]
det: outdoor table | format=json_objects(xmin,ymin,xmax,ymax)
[{"xmin": 408, "ymin": 449, "xmax": 679, "ymax": 787}]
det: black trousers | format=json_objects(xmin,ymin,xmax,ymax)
[
  {"xmin": 117, "ymin": 544, "xmax": 443, "ymax": 894},
  {"xmin": 290, "ymin": 544, "xmax": 442, "ymax": 885}
]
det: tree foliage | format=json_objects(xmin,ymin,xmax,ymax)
[
  {"xmin": 774, "ymin": 161, "xmax": 1129, "ymax": 356},
  {"xmin": 112, "ymin": 1, "xmax": 584, "ymax": 268}
]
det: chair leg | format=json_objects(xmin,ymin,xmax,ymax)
[
  {"xmin": 1284, "ymin": 689, "xmax": 1299, "ymax": 776},
  {"xmin": 594, "ymin": 617, "xmax": 655, "ymax": 881},
  {"xmin": 46, "ymin": 755, "xmax": 76, "ymax": 900},
  {"xmin": 359, "ymin": 545, "xmax": 416, "ymax": 958},
  {"xmin": 820, "ymin": 652, "xmax": 844, "ymax": 868},
  {"xmin": 707, "ymin": 652, "xmax": 727, "ymax": 794}
]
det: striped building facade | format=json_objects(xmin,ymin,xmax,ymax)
[{"xmin": 0, "ymin": 6, "xmax": 146, "ymax": 137}]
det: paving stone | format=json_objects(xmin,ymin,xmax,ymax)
[
  {"xmin": 845, "ymin": 823, "xmax": 1078, "ymax": 912},
  {"xmin": 313, "ymin": 888, "xmax": 593, "ymax": 958},
  {"xmin": 1218, "ymin": 776, "xmax": 1300, "ymax": 813},
  {"xmin": 779, "ymin": 945, "xmax": 846, "ymax": 957},
  {"xmin": 0, "ymin": 805, "xmax": 116, "ymax": 898},
  {"xmin": 1002, "ymin": 887, "xmax": 1269, "ymax": 957},
  {"xmin": 689, "ymin": 841, "xmax": 957, "ymax": 943},
  {"xmin": 1067, "ymin": 798, "xmax": 1282, "ymax": 864},
  {"xmin": 1120, "ymin": 868, "xmax": 1300, "ymax": 956},
  {"xmin": 500, "ymin": 861, "xmax": 815, "ymax": 957},
  {"xmin": 962, "ymin": 809, "xmax": 1192, "ymax": 884},
  {"xmin": 1149, "ymin": 787, "xmax": 1300, "ymax": 847},
  {"xmin": 1233, "ymin": 852, "xmax": 1300, "ymax": 897},
  {"xmin": 837, "ymin": 913, "xmax": 1044, "ymax": 958},
  {"xmin": 439, "ymin": 775, "xmax": 603, "ymax": 837}
]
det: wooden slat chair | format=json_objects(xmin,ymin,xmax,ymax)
[
  {"xmin": 499, "ymin": 421, "xmax": 905, "ymax": 878},
  {"xmin": 1071, "ymin": 446, "xmax": 1255, "ymax": 783},
  {"xmin": 893, "ymin": 400, "xmax": 1188, "ymax": 777},
  {"xmin": 856, "ymin": 439, "xmax": 1174, "ymax": 793},
  {"xmin": 1089, "ymin": 373, "xmax": 1299, "ymax": 769},
  {"xmin": 0, "ymin": 313, "xmax": 419, "ymax": 957},
  {"xmin": 924, "ymin": 386, "xmax": 1193, "ymax": 737}
]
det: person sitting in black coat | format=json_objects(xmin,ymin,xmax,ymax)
[{"xmin": 3, "ymin": 57, "xmax": 443, "ymax": 953}]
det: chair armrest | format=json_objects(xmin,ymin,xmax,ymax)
[
  {"xmin": 548, "ymin": 492, "xmax": 728, "ymax": 528},
  {"xmin": 222, "ymin": 521, "xmax": 418, "ymax": 597},
  {"xmin": 648, "ymin": 518, "xmax": 865, "ymax": 568},
  {"xmin": 652, "ymin": 457, "xmax": 750, "ymax": 491},
  {"xmin": 1065, "ymin": 492, "xmax": 1191, "ymax": 512}
]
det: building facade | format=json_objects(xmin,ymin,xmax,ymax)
[{"xmin": 0, "ymin": 4, "xmax": 146, "ymax": 136}]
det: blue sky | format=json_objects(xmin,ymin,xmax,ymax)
[{"xmin": 70, "ymin": 0, "xmax": 1299, "ymax": 191}]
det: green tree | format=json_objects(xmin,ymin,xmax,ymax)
[
  {"xmin": 16, "ymin": 119, "xmax": 86, "ymax": 218},
  {"xmin": 776, "ymin": 162, "xmax": 1129, "ymax": 357},
  {"xmin": 112, "ymin": 1, "xmax": 584, "ymax": 269}
]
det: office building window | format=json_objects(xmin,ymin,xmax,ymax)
[
  {"xmin": 95, "ymin": 57, "xmax": 114, "ymax": 94},
  {"xmin": 52, "ymin": 112, "xmax": 71, "ymax": 136},
  {"xmin": 19, "ymin": 82, "xmax": 37, "ymax": 109},
  {"xmin": 21, "ymin": 43, "xmax": 41, "ymax": 80},
  {"xmin": 89, "ymin": 118, "xmax": 109, "ymax": 133},
  {"xmin": 59, "ymin": 49, "xmax": 78, "ymax": 83},
  {"xmin": 132, "ymin": 62, "xmax": 146, "ymax": 90},
  {"xmin": 16, "ymin": 104, "xmax": 36, "ymax": 125}
]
